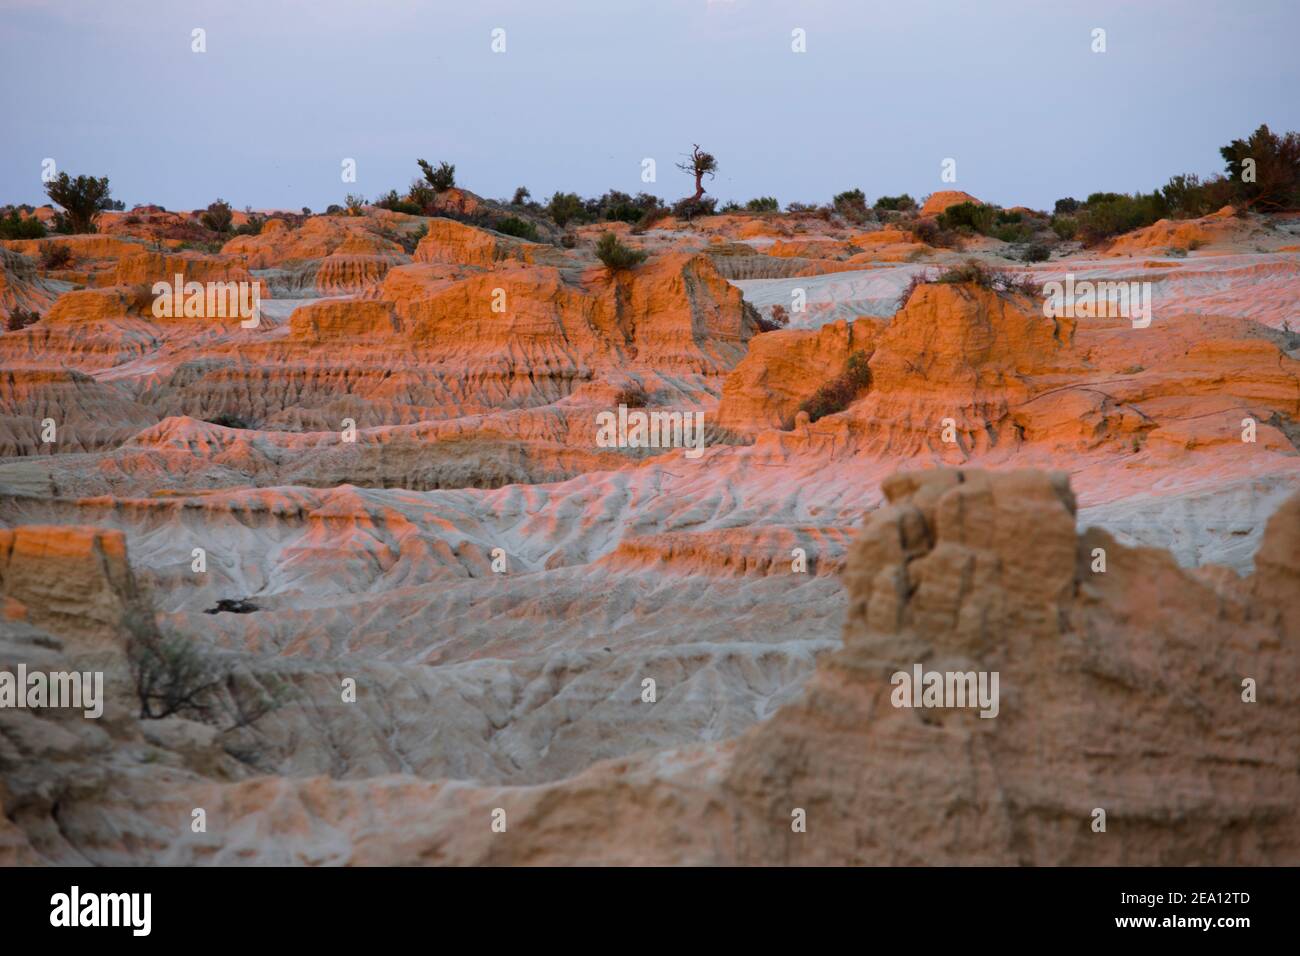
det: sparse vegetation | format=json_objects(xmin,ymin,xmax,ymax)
[
  {"xmin": 670, "ymin": 196, "xmax": 717, "ymax": 221},
  {"xmin": 989, "ymin": 210, "xmax": 1036, "ymax": 244},
  {"xmin": 5, "ymin": 307, "xmax": 42, "ymax": 332},
  {"xmin": 895, "ymin": 270, "xmax": 934, "ymax": 311},
  {"xmin": 613, "ymin": 385, "xmax": 649, "ymax": 408},
  {"xmin": 797, "ymin": 351, "xmax": 872, "ymax": 423},
  {"xmin": 39, "ymin": 243, "xmax": 73, "ymax": 270},
  {"xmin": 406, "ymin": 181, "xmax": 436, "ymax": 212},
  {"xmin": 785, "ymin": 202, "xmax": 832, "ymax": 219},
  {"xmin": 587, "ymin": 190, "xmax": 661, "ymax": 224},
  {"xmin": 906, "ymin": 216, "xmax": 961, "ymax": 249},
  {"xmin": 495, "ymin": 216, "xmax": 540, "ymax": 241},
  {"xmin": 1050, "ymin": 215, "xmax": 1078, "ymax": 241},
  {"xmin": 232, "ymin": 215, "xmax": 265, "ymax": 236},
  {"xmin": 205, "ymin": 413, "xmax": 251, "ymax": 429},
  {"xmin": 633, "ymin": 204, "xmax": 672, "ymax": 233},
  {"xmin": 344, "ymin": 193, "xmax": 366, "ymax": 216},
  {"xmin": 1020, "ymin": 242, "xmax": 1052, "ymax": 263},
  {"xmin": 595, "ymin": 232, "xmax": 647, "ymax": 271},
  {"xmin": 127, "ymin": 603, "xmax": 288, "ymax": 754},
  {"xmin": 934, "ymin": 260, "xmax": 1038, "ymax": 295},
  {"xmin": 896, "ymin": 260, "xmax": 1038, "ymax": 310},
  {"xmin": 755, "ymin": 303, "xmax": 791, "ymax": 334},
  {"xmin": 45, "ymin": 171, "xmax": 113, "ymax": 234},
  {"xmin": 375, "ymin": 190, "xmax": 423, "ymax": 216},
  {"xmin": 874, "ymin": 194, "xmax": 916, "ymax": 212}
]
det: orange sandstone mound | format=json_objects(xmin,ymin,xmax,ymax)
[{"xmin": 919, "ymin": 190, "xmax": 983, "ymax": 217}]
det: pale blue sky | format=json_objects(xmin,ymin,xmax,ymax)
[{"xmin": 2, "ymin": 0, "xmax": 1297, "ymax": 212}]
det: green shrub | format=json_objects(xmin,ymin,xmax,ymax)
[
  {"xmin": 511, "ymin": 186, "xmax": 531, "ymax": 205},
  {"xmin": 1020, "ymin": 242, "xmax": 1052, "ymax": 263},
  {"xmin": 199, "ymin": 199, "xmax": 234, "ymax": 233},
  {"xmin": 833, "ymin": 189, "xmax": 868, "ymax": 218},
  {"xmin": 938, "ymin": 201, "xmax": 994, "ymax": 235},
  {"xmin": 874, "ymin": 194, "xmax": 916, "ymax": 211},
  {"xmin": 0, "ymin": 209, "xmax": 46, "ymax": 239},
  {"xmin": 1054, "ymin": 197, "xmax": 1081, "ymax": 215},
  {"xmin": 797, "ymin": 351, "xmax": 872, "ymax": 423},
  {"xmin": 1050, "ymin": 216, "xmax": 1078, "ymax": 240},
  {"xmin": 595, "ymin": 232, "xmax": 647, "ymax": 271},
  {"xmin": 909, "ymin": 217, "xmax": 940, "ymax": 245},
  {"xmin": 406, "ymin": 181, "xmax": 436, "ymax": 212},
  {"xmin": 233, "ymin": 216, "xmax": 265, "ymax": 236},
  {"xmin": 547, "ymin": 191, "xmax": 586, "ymax": 227},
  {"xmin": 375, "ymin": 190, "xmax": 423, "ymax": 215},
  {"xmin": 586, "ymin": 190, "xmax": 661, "ymax": 224},
  {"xmin": 1219, "ymin": 124, "xmax": 1300, "ymax": 211},
  {"xmin": 745, "ymin": 196, "xmax": 780, "ymax": 213},
  {"xmin": 670, "ymin": 196, "xmax": 716, "ymax": 220},
  {"xmin": 633, "ymin": 205, "xmax": 672, "ymax": 233},
  {"xmin": 494, "ymin": 216, "xmax": 539, "ymax": 241},
  {"xmin": 1075, "ymin": 192, "xmax": 1166, "ymax": 244},
  {"xmin": 417, "ymin": 159, "xmax": 456, "ymax": 192},
  {"xmin": 44, "ymin": 171, "xmax": 112, "ymax": 234},
  {"xmin": 785, "ymin": 201, "xmax": 830, "ymax": 217},
  {"xmin": 991, "ymin": 221, "xmax": 1034, "ymax": 243}
]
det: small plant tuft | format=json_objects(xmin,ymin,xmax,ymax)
[
  {"xmin": 595, "ymin": 232, "xmax": 647, "ymax": 271},
  {"xmin": 796, "ymin": 351, "xmax": 873, "ymax": 424},
  {"xmin": 39, "ymin": 243, "xmax": 73, "ymax": 270},
  {"xmin": 5, "ymin": 307, "xmax": 42, "ymax": 332}
]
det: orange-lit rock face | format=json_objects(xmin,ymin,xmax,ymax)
[
  {"xmin": 104, "ymin": 251, "xmax": 258, "ymax": 289},
  {"xmin": 0, "ymin": 197, "xmax": 1297, "ymax": 866},
  {"xmin": 717, "ymin": 318, "xmax": 885, "ymax": 432},
  {"xmin": 0, "ymin": 525, "xmax": 137, "ymax": 651},
  {"xmin": 222, "ymin": 215, "xmax": 380, "ymax": 269},
  {"xmin": 1102, "ymin": 205, "xmax": 1271, "ymax": 256},
  {"xmin": 413, "ymin": 217, "xmax": 550, "ymax": 268},
  {"xmin": 919, "ymin": 190, "xmax": 983, "ymax": 216}
]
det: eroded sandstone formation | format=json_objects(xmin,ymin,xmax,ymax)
[{"xmin": 1, "ymin": 196, "xmax": 1297, "ymax": 866}]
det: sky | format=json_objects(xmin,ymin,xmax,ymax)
[{"xmin": 2, "ymin": 0, "xmax": 1298, "ymax": 213}]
